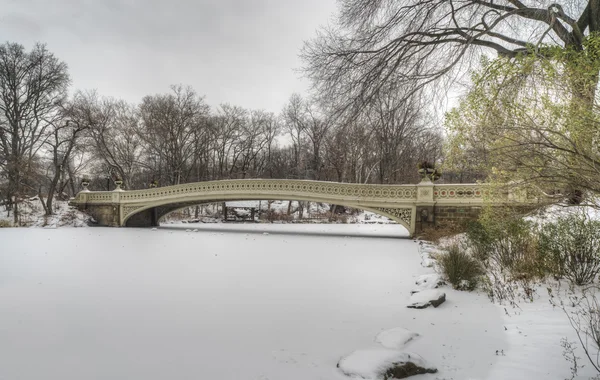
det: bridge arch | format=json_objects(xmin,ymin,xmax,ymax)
[{"xmin": 121, "ymin": 194, "xmax": 415, "ymax": 234}]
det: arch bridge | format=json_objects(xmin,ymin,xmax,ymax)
[{"xmin": 70, "ymin": 178, "xmax": 520, "ymax": 236}]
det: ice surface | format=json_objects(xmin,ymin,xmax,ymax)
[
  {"xmin": 0, "ymin": 224, "xmax": 505, "ymax": 380},
  {"xmin": 375, "ymin": 327, "xmax": 419, "ymax": 349}
]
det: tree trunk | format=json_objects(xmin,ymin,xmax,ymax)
[
  {"xmin": 38, "ymin": 186, "xmax": 49, "ymax": 215},
  {"xmin": 45, "ymin": 168, "xmax": 62, "ymax": 215}
]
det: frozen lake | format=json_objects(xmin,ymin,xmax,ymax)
[{"xmin": 0, "ymin": 224, "xmax": 505, "ymax": 380}]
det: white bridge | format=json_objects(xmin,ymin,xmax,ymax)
[{"xmin": 68, "ymin": 178, "xmax": 508, "ymax": 236}]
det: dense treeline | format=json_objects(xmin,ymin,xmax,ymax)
[{"xmin": 0, "ymin": 42, "xmax": 450, "ymax": 223}]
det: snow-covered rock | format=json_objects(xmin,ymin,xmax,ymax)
[
  {"xmin": 337, "ymin": 349, "xmax": 437, "ymax": 379},
  {"xmin": 411, "ymin": 274, "xmax": 444, "ymax": 294},
  {"xmin": 375, "ymin": 328, "xmax": 419, "ymax": 349},
  {"xmin": 421, "ymin": 247, "xmax": 445, "ymax": 256},
  {"xmin": 421, "ymin": 257, "xmax": 435, "ymax": 268},
  {"xmin": 407, "ymin": 289, "xmax": 446, "ymax": 309}
]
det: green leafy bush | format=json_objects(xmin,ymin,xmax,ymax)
[
  {"xmin": 466, "ymin": 216, "xmax": 541, "ymax": 278},
  {"xmin": 538, "ymin": 213, "xmax": 600, "ymax": 286},
  {"xmin": 465, "ymin": 220, "xmax": 494, "ymax": 261},
  {"xmin": 439, "ymin": 243, "xmax": 483, "ymax": 290}
]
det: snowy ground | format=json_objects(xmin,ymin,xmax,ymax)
[
  {"xmin": 0, "ymin": 199, "xmax": 88, "ymax": 227},
  {"xmin": 1, "ymin": 223, "xmax": 596, "ymax": 379}
]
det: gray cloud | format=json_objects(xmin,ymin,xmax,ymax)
[{"xmin": 0, "ymin": 0, "xmax": 336, "ymax": 112}]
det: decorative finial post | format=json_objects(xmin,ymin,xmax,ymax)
[
  {"xmin": 417, "ymin": 161, "xmax": 440, "ymax": 183},
  {"xmin": 81, "ymin": 176, "xmax": 91, "ymax": 192},
  {"xmin": 114, "ymin": 177, "xmax": 124, "ymax": 191}
]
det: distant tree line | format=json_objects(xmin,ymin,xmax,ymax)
[{"xmin": 0, "ymin": 42, "xmax": 454, "ymax": 224}]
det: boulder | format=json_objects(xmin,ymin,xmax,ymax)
[
  {"xmin": 337, "ymin": 349, "xmax": 437, "ymax": 379},
  {"xmin": 383, "ymin": 361, "xmax": 438, "ymax": 379},
  {"xmin": 407, "ymin": 289, "xmax": 446, "ymax": 309}
]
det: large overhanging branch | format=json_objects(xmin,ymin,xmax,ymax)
[{"xmin": 303, "ymin": 0, "xmax": 597, "ymax": 114}]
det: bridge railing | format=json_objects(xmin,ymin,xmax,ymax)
[{"xmin": 72, "ymin": 179, "xmax": 502, "ymax": 206}]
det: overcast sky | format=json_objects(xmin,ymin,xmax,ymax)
[{"xmin": 0, "ymin": 0, "xmax": 337, "ymax": 113}]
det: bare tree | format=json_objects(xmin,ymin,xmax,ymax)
[
  {"xmin": 0, "ymin": 43, "xmax": 69, "ymax": 224},
  {"xmin": 302, "ymin": 0, "xmax": 599, "ymax": 112},
  {"xmin": 211, "ymin": 104, "xmax": 246, "ymax": 179},
  {"xmin": 139, "ymin": 85, "xmax": 210, "ymax": 185},
  {"xmin": 39, "ymin": 98, "xmax": 90, "ymax": 215},
  {"xmin": 80, "ymin": 92, "xmax": 144, "ymax": 188},
  {"xmin": 282, "ymin": 93, "xmax": 308, "ymax": 178}
]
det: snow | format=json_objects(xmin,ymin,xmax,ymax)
[
  {"xmin": 164, "ymin": 222, "xmax": 411, "ymax": 238},
  {"xmin": 415, "ymin": 274, "xmax": 442, "ymax": 288},
  {"xmin": 0, "ymin": 199, "xmax": 88, "ymax": 227},
  {"xmin": 3, "ymin": 222, "xmax": 598, "ymax": 379},
  {"xmin": 225, "ymin": 200, "xmax": 260, "ymax": 208},
  {"xmin": 487, "ymin": 285, "xmax": 600, "ymax": 380},
  {"xmin": 337, "ymin": 349, "xmax": 434, "ymax": 379},
  {"xmin": 0, "ymin": 224, "xmax": 509, "ymax": 380},
  {"xmin": 408, "ymin": 289, "xmax": 446, "ymax": 308},
  {"xmin": 374, "ymin": 328, "xmax": 420, "ymax": 349},
  {"xmin": 411, "ymin": 274, "xmax": 443, "ymax": 294}
]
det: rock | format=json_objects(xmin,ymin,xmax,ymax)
[
  {"xmin": 407, "ymin": 289, "xmax": 446, "ymax": 309},
  {"xmin": 421, "ymin": 258, "xmax": 435, "ymax": 268},
  {"xmin": 383, "ymin": 361, "xmax": 438, "ymax": 379},
  {"xmin": 337, "ymin": 349, "xmax": 437, "ymax": 379},
  {"xmin": 375, "ymin": 328, "xmax": 420, "ymax": 349}
]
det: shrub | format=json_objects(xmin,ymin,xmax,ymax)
[
  {"xmin": 466, "ymin": 216, "xmax": 542, "ymax": 279},
  {"xmin": 538, "ymin": 213, "xmax": 600, "ymax": 286},
  {"xmin": 465, "ymin": 220, "xmax": 494, "ymax": 262},
  {"xmin": 418, "ymin": 221, "xmax": 466, "ymax": 243},
  {"xmin": 438, "ymin": 243, "xmax": 483, "ymax": 290},
  {"xmin": 0, "ymin": 220, "xmax": 11, "ymax": 228}
]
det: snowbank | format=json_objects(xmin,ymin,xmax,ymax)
[{"xmin": 0, "ymin": 199, "xmax": 89, "ymax": 227}]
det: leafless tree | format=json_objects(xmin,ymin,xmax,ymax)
[
  {"xmin": 139, "ymin": 85, "xmax": 210, "ymax": 185},
  {"xmin": 211, "ymin": 104, "xmax": 246, "ymax": 179},
  {"xmin": 302, "ymin": 0, "xmax": 599, "ymax": 112},
  {"xmin": 80, "ymin": 92, "xmax": 144, "ymax": 188},
  {"xmin": 0, "ymin": 43, "xmax": 69, "ymax": 224},
  {"xmin": 39, "ymin": 98, "xmax": 90, "ymax": 215}
]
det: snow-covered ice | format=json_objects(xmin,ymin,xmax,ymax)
[
  {"xmin": 0, "ymin": 224, "xmax": 506, "ymax": 379},
  {"xmin": 374, "ymin": 327, "xmax": 419, "ymax": 349}
]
